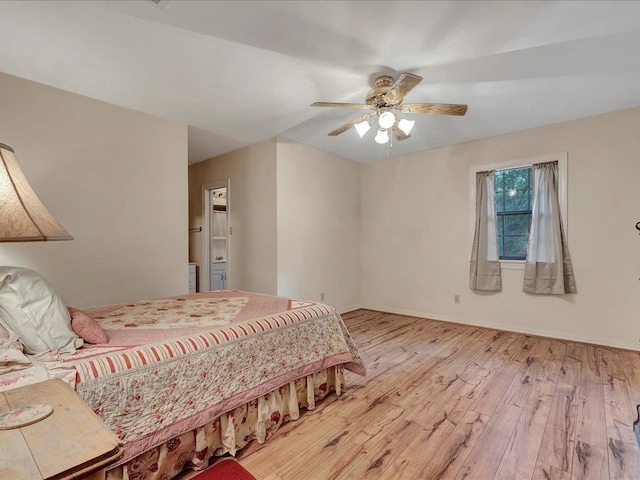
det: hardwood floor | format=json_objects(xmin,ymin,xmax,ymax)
[{"xmin": 237, "ymin": 310, "xmax": 640, "ymax": 479}]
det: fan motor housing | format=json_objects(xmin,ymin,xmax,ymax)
[{"xmin": 365, "ymin": 75, "xmax": 395, "ymax": 108}]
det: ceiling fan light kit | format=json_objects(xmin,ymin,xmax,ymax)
[
  {"xmin": 354, "ymin": 120, "xmax": 372, "ymax": 138},
  {"xmin": 378, "ymin": 111, "xmax": 396, "ymax": 129},
  {"xmin": 374, "ymin": 129, "xmax": 389, "ymax": 145},
  {"xmin": 397, "ymin": 118, "xmax": 415, "ymax": 136},
  {"xmin": 312, "ymin": 72, "xmax": 467, "ymax": 146}
]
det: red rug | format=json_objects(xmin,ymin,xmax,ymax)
[{"xmin": 191, "ymin": 458, "xmax": 257, "ymax": 480}]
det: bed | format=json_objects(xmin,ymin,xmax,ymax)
[{"xmin": 0, "ymin": 267, "xmax": 364, "ymax": 480}]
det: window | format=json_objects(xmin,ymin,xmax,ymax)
[
  {"xmin": 469, "ymin": 152, "xmax": 567, "ymax": 270},
  {"xmin": 495, "ymin": 166, "xmax": 532, "ymax": 260}
]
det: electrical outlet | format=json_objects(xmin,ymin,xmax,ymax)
[
  {"xmin": 321, "ymin": 292, "xmax": 325, "ymax": 301},
  {"xmin": 454, "ymin": 294, "xmax": 460, "ymax": 304}
]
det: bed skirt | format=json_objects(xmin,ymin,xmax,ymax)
[{"xmin": 107, "ymin": 365, "xmax": 345, "ymax": 480}]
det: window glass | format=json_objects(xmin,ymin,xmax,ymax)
[
  {"xmin": 503, "ymin": 235, "xmax": 528, "ymax": 259},
  {"xmin": 495, "ymin": 192, "xmax": 504, "ymax": 213},
  {"xmin": 495, "ymin": 166, "xmax": 533, "ymax": 260}
]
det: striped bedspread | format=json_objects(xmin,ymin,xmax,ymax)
[{"xmin": 59, "ymin": 290, "xmax": 364, "ymax": 465}]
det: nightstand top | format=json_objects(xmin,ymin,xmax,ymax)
[{"xmin": 0, "ymin": 379, "xmax": 123, "ymax": 480}]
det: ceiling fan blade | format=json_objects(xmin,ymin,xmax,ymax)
[
  {"xmin": 399, "ymin": 103, "xmax": 468, "ymax": 116},
  {"xmin": 392, "ymin": 126, "xmax": 411, "ymax": 141},
  {"xmin": 328, "ymin": 114, "xmax": 374, "ymax": 136},
  {"xmin": 383, "ymin": 73, "xmax": 423, "ymax": 106},
  {"xmin": 312, "ymin": 102, "xmax": 373, "ymax": 109}
]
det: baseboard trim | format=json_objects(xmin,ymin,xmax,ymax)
[
  {"xmin": 361, "ymin": 304, "xmax": 640, "ymax": 352},
  {"xmin": 337, "ymin": 304, "xmax": 363, "ymax": 315}
]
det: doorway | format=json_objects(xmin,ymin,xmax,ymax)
[
  {"xmin": 202, "ymin": 180, "xmax": 230, "ymax": 291},
  {"xmin": 210, "ymin": 187, "xmax": 228, "ymax": 290}
]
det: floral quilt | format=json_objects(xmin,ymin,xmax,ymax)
[{"xmin": 53, "ymin": 290, "xmax": 364, "ymax": 467}]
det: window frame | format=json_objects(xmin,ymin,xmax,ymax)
[{"xmin": 469, "ymin": 152, "xmax": 568, "ymax": 270}]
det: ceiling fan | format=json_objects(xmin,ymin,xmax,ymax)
[{"xmin": 311, "ymin": 73, "xmax": 468, "ymax": 143}]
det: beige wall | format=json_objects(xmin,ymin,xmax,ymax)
[
  {"xmin": 361, "ymin": 107, "xmax": 640, "ymax": 349},
  {"xmin": 10, "ymin": 67, "xmax": 636, "ymax": 351},
  {"xmin": 188, "ymin": 138, "xmax": 278, "ymax": 295},
  {"xmin": 0, "ymin": 73, "xmax": 188, "ymax": 307},
  {"xmin": 276, "ymin": 139, "xmax": 361, "ymax": 313}
]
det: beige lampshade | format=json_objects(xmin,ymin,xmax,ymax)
[{"xmin": 0, "ymin": 143, "xmax": 73, "ymax": 241}]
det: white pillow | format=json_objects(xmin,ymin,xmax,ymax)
[
  {"xmin": 0, "ymin": 291, "xmax": 49, "ymax": 353},
  {"xmin": 0, "ymin": 322, "xmax": 23, "ymax": 351},
  {"xmin": 0, "ymin": 267, "xmax": 83, "ymax": 354}
]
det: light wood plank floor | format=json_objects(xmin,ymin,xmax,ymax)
[{"xmin": 237, "ymin": 309, "xmax": 640, "ymax": 480}]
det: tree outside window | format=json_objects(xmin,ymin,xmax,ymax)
[{"xmin": 495, "ymin": 166, "xmax": 533, "ymax": 260}]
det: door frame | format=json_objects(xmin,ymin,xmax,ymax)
[{"xmin": 201, "ymin": 179, "xmax": 230, "ymax": 292}]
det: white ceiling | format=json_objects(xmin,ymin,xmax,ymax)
[{"xmin": 1, "ymin": 1, "xmax": 640, "ymax": 164}]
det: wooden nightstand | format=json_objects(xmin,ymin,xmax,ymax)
[{"xmin": 0, "ymin": 379, "xmax": 123, "ymax": 480}]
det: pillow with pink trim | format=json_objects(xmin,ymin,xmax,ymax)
[{"xmin": 68, "ymin": 307, "xmax": 108, "ymax": 344}]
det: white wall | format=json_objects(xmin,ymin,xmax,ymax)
[
  {"xmin": 276, "ymin": 139, "xmax": 361, "ymax": 313},
  {"xmin": 0, "ymin": 73, "xmax": 189, "ymax": 307},
  {"xmin": 361, "ymin": 107, "xmax": 640, "ymax": 350},
  {"xmin": 188, "ymin": 138, "xmax": 278, "ymax": 295}
]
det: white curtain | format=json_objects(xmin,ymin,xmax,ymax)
[
  {"xmin": 469, "ymin": 171, "xmax": 501, "ymax": 291},
  {"xmin": 523, "ymin": 161, "xmax": 576, "ymax": 294}
]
